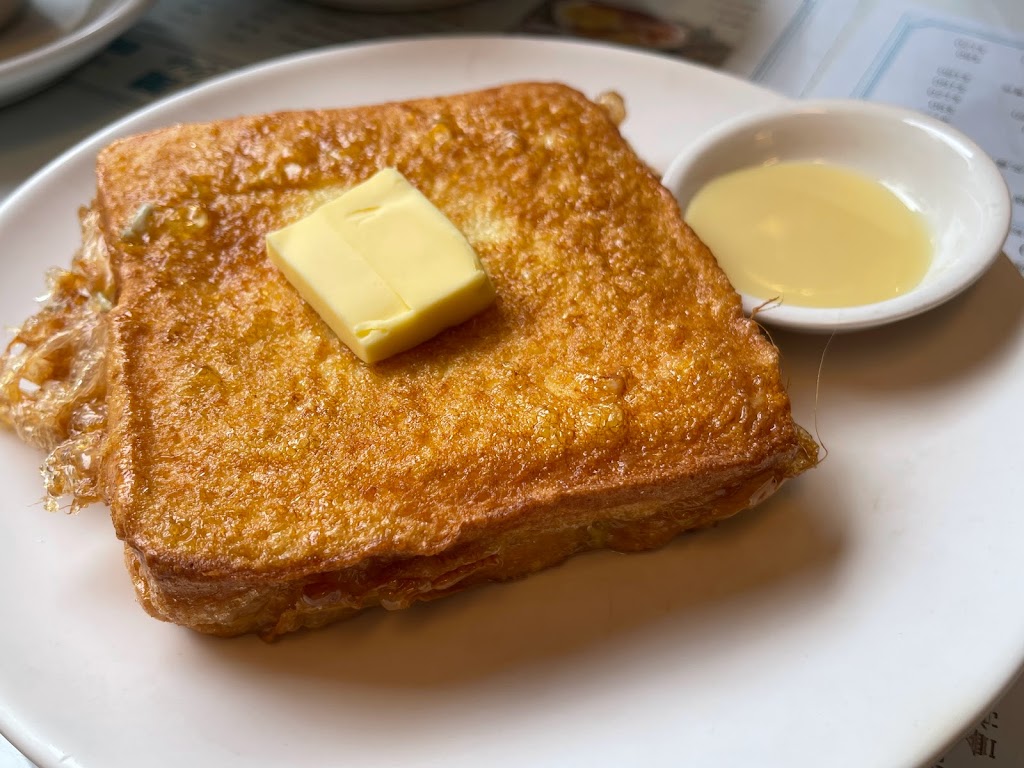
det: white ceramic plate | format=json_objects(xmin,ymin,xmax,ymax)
[
  {"xmin": 1, "ymin": 37, "xmax": 1023, "ymax": 768},
  {"xmin": 0, "ymin": 0, "xmax": 152, "ymax": 106}
]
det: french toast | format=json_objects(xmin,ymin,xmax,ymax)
[{"xmin": 0, "ymin": 82, "xmax": 816, "ymax": 638}]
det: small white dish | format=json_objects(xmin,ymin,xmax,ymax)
[
  {"xmin": 662, "ymin": 100, "xmax": 1012, "ymax": 332},
  {"xmin": 0, "ymin": 0, "xmax": 152, "ymax": 107}
]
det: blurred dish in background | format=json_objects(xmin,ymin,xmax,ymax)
[
  {"xmin": 301, "ymin": 0, "xmax": 476, "ymax": 11},
  {"xmin": 0, "ymin": 0, "xmax": 23, "ymax": 33},
  {"xmin": 520, "ymin": 0, "xmax": 731, "ymax": 66},
  {"xmin": 0, "ymin": 0, "xmax": 152, "ymax": 105},
  {"xmin": 553, "ymin": 0, "xmax": 687, "ymax": 48}
]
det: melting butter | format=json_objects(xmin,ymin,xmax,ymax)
[
  {"xmin": 266, "ymin": 168, "xmax": 495, "ymax": 364},
  {"xmin": 685, "ymin": 162, "xmax": 932, "ymax": 308}
]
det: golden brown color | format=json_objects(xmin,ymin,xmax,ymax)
[{"xmin": 2, "ymin": 83, "xmax": 816, "ymax": 638}]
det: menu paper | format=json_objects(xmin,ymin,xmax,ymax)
[{"xmin": 806, "ymin": 4, "xmax": 1024, "ymax": 272}]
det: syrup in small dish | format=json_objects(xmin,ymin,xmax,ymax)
[{"xmin": 685, "ymin": 161, "xmax": 932, "ymax": 309}]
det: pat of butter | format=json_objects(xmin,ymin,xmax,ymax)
[{"xmin": 266, "ymin": 168, "xmax": 495, "ymax": 363}]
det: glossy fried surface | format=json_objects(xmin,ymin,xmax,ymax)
[{"xmin": 79, "ymin": 83, "xmax": 810, "ymax": 635}]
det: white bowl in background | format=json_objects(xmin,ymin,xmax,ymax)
[
  {"xmin": 0, "ymin": 0, "xmax": 152, "ymax": 106},
  {"xmin": 662, "ymin": 100, "xmax": 1011, "ymax": 332}
]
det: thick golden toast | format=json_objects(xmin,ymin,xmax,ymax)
[{"xmin": 2, "ymin": 83, "xmax": 815, "ymax": 637}]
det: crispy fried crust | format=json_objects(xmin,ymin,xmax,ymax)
[
  {"xmin": 0, "ymin": 208, "xmax": 112, "ymax": 512},
  {"xmin": 7, "ymin": 83, "xmax": 816, "ymax": 637}
]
